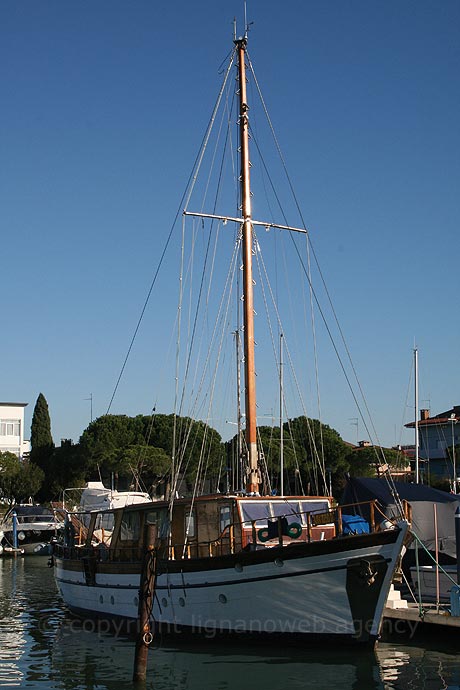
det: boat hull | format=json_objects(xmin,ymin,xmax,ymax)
[
  {"xmin": 410, "ymin": 564, "xmax": 457, "ymax": 603},
  {"xmin": 1, "ymin": 528, "xmax": 58, "ymax": 555},
  {"xmin": 54, "ymin": 524, "xmax": 407, "ymax": 644}
]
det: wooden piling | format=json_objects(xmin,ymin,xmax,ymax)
[{"xmin": 133, "ymin": 526, "xmax": 157, "ymax": 684}]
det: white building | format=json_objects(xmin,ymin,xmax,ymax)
[{"xmin": 0, "ymin": 402, "xmax": 30, "ymax": 459}]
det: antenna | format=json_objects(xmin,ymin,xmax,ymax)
[
  {"xmin": 84, "ymin": 393, "xmax": 93, "ymax": 423},
  {"xmin": 243, "ymin": 1, "xmax": 253, "ymax": 39}
]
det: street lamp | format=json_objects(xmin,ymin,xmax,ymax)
[{"xmin": 450, "ymin": 413, "xmax": 457, "ymax": 493}]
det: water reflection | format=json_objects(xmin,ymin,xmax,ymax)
[
  {"xmin": 376, "ymin": 643, "xmax": 460, "ymax": 690},
  {"xmin": 1, "ymin": 555, "xmax": 460, "ymax": 689},
  {"xmin": 51, "ymin": 623, "xmax": 384, "ymax": 690}
]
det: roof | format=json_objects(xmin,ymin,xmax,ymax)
[
  {"xmin": 405, "ymin": 405, "xmax": 460, "ymax": 428},
  {"xmin": 0, "ymin": 402, "xmax": 28, "ymax": 407}
]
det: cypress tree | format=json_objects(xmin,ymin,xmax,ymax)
[{"xmin": 30, "ymin": 392, "xmax": 54, "ymax": 472}]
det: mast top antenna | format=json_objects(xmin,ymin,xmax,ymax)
[{"xmin": 233, "ymin": 1, "xmax": 253, "ymax": 44}]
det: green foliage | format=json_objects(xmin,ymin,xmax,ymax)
[
  {"xmin": 78, "ymin": 413, "xmax": 224, "ymax": 493},
  {"xmin": 30, "ymin": 393, "xmax": 54, "ymax": 472},
  {"xmin": 39, "ymin": 442, "xmax": 87, "ymax": 500},
  {"xmin": 0, "ymin": 452, "xmax": 19, "ymax": 503},
  {"xmin": 30, "ymin": 393, "xmax": 54, "ymax": 450},
  {"xmin": 345, "ymin": 447, "xmax": 378, "ymax": 478},
  {"xmin": 12, "ymin": 460, "xmax": 44, "ymax": 501},
  {"xmin": 284, "ymin": 417, "xmax": 349, "ymax": 495},
  {"xmin": 226, "ymin": 416, "xmax": 401, "ymax": 497},
  {"xmin": 345, "ymin": 446, "xmax": 408, "ymax": 478},
  {"xmin": 226, "ymin": 416, "xmax": 352, "ymax": 496},
  {"xmin": 0, "ymin": 452, "xmax": 44, "ymax": 504}
]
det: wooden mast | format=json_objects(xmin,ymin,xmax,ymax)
[{"xmin": 236, "ymin": 36, "xmax": 259, "ymax": 494}]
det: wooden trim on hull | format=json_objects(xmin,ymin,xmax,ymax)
[
  {"xmin": 161, "ymin": 528, "xmax": 401, "ymax": 574},
  {"xmin": 54, "ymin": 525, "xmax": 402, "ymax": 576},
  {"xmin": 56, "ymin": 557, "xmax": 392, "ymax": 591}
]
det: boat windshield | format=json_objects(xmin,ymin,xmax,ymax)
[
  {"xmin": 240, "ymin": 499, "xmax": 331, "ymax": 527},
  {"xmin": 240, "ymin": 501, "xmax": 272, "ymax": 527},
  {"xmin": 4, "ymin": 505, "xmax": 55, "ymax": 523}
]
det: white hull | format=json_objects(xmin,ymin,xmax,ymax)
[
  {"xmin": 410, "ymin": 564, "xmax": 457, "ymax": 603},
  {"xmin": 55, "ymin": 524, "xmax": 407, "ymax": 642}
]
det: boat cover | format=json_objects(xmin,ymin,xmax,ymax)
[{"xmin": 342, "ymin": 477, "xmax": 460, "ymax": 558}]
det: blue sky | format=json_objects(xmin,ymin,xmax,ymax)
[{"xmin": 1, "ymin": 1, "xmax": 459, "ymax": 451}]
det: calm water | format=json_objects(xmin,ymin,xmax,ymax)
[{"xmin": 1, "ymin": 556, "xmax": 460, "ymax": 690}]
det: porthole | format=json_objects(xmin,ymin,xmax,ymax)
[
  {"xmin": 99, "ymin": 595, "xmax": 104, "ymax": 604},
  {"xmin": 134, "ymin": 596, "xmax": 139, "ymax": 607},
  {"xmin": 110, "ymin": 596, "xmax": 115, "ymax": 605},
  {"xmin": 274, "ymin": 558, "xmax": 284, "ymax": 567},
  {"xmin": 234, "ymin": 563, "xmax": 243, "ymax": 573},
  {"xmin": 218, "ymin": 594, "xmax": 227, "ymax": 604},
  {"xmin": 161, "ymin": 597, "xmax": 168, "ymax": 608},
  {"xmin": 179, "ymin": 597, "xmax": 185, "ymax": 607}
]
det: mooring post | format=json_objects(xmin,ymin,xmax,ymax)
[
  {"xmin": 455, "ymin": 506, "xmax": 460, "ymax": 586},
  {"xmin": 12, "ymin": 511, "xmax": 18, "ymax": 552},
  {"xmin": 133, "ymin": 526, "xmax": 157, "ymax": 684}
]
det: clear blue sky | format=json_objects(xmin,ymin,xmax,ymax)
[{"xmin": 2, "ymin": 1, "xmax": 459, "ymax": 451}]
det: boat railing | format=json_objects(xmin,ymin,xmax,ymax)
[
  {"xmin": 53, "ymin": 542, "xmax": 145, "ymax": 563},
  {"xmin": 53, "ymin": 499, "xmax": 411, "ymax": 562},
  {"xmin": 169, "ymin": 498, "xmax": 410, "ymax": 560}
]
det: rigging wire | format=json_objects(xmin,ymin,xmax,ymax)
[
  {"xmin": 246, "ymin": 49, "xmax": 404, "ymax": 509},
  {"xmin": 252, "ymin": 227, "xmax": 329, "ymax": 494},
  {"xmin": 106, "ymin": 49, "xmax": 236, "ymax": 418},
  {"xmin": 169, "ymin": 49, "xmax": 237, "ymax": 511}
]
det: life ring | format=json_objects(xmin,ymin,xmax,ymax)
[
  {"xmin": 257, "ymin": 528, "xmax": 271, "ymax": 542},
  {"xmin": 287, "ymin": 522, "xmax": 302, "ymax": 539}
]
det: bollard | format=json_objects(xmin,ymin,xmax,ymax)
[
  {"xmin": 12, "ymin": 511, "xmax": 18, "ymax": 551},
  {"xmin": 451, "ymin": 585, "xmax": 460, "ymax": 617},
  {"xmin": 456, "ymin": 507, "xmax": 460, "ymax": 586}
]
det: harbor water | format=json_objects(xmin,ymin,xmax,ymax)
[{"xmin": 1, "ymin": 556, "xmax": 460, "ymax": 689}]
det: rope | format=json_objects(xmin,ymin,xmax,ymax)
[
  {"xmin": 253, "ymin": 232, "xmax": 328, "ymax": 494},
  {"xmin": 170, "ymin": 49, "xmax": 238, "ymax": 507},
  {"xmin": 411, "ymin": 530, "xmax": 458, "ymax": 587}
]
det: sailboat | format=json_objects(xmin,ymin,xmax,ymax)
[{"xmin": 53, "ymin": 28, "xmax": 408, "ymax": 644}]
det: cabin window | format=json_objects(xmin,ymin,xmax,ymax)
[
  {"xmin": 300, "ymin": 500, "xmax": 330, "ymax": 518},
  {"xmin": 271, "ymin": 501, "xmax": 301, "ymax": 525},
  {"xmin": 240, "ymin": 502, "xmax": 271, "ymax": 527},
  {"xmin": 95, "ymin": 511, "xmax": 115, "ymax": 532},
  {"xmin": 184, "ymin": 511, "xmax": 195, "ymax": 539},
  {"xmin": 120, "ymin": 511, "xmax": 140, "ymax": 541},
  {"xmin": 92, "ymin": 511, "xmax": 114, "ymax": 545},
  {"xmin": 146, "ymin": 509, "xmax": 170, "ymax": 539},
  {"xmin": 219, "ymin": 506, "xmax": 232, "ymax": 534}
]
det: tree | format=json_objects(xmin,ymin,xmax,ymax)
[
  {"xmin": 225, "ymin": 416, "xmax": 351, "ymax": 497},
  {"xmin": 30, "ymin": 393, "xmax": 55, "ymax": 501},
  {"xmin": 0, "ymin": 451, "xmax": 44, "ymax": 504},
  {"xmin": 78, "ymin": 413, "xmax": 224, "ymax": 493},
  {"xmin": 30, "ymin": 393, "xmax": 54, "ymax": 466},
  {"xmin": 0, "ymin": 451, "xmax": 20, "ymax": 504},
  {"xmin": 286, "ymin": 416, "xmax": 350, "ymax": 496},
  {"xmin": 345, "ymin": 445, "xmax": 410, "ymax": 480},
  {"xmin": 12, "ymin": 460, "xmax": 44, "ymax": 502},
  {"xmin": 40, "ymin": 442, "xmax": 87, "ymax": 500}
]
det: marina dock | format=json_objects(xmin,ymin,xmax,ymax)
[
  {"xmin": 384, "ymin": 603, "xmax": 460, "ymax": 629},
  {"xmin": 383, "ymin": 585, "xmax": 460, "ymax": 634}
]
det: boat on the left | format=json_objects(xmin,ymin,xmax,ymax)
[{"xmin": 0, "ymin": 503, "xmax": 63, "ymax": 556}]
